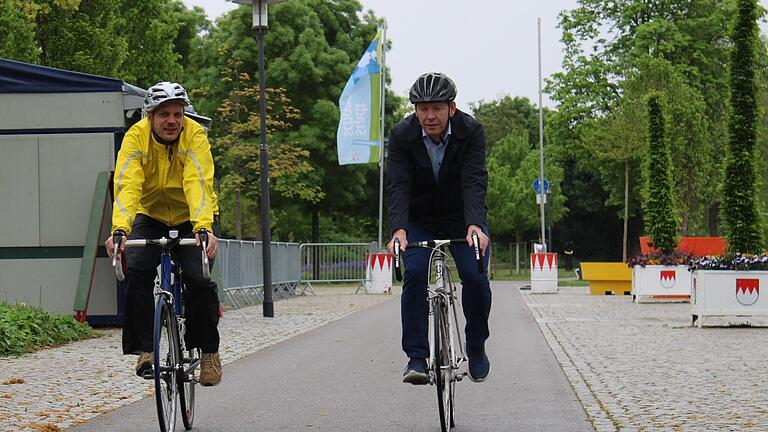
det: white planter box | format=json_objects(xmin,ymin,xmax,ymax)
[
  {"xmin": 530, "ymin": 253, "xmax": 558, "ymax": 294},
  {"xmin": 691, "ymin": 270, "xmax": 768, "ymax": 327},
  {"xmin": 631, "ymin": 265, "xmax": 691, "ymax": 303},
  {"xmin": 364, "ymin": 253, "xmax": 392, "ymax": 294}
]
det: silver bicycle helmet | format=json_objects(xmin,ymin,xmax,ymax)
[
  {"xmin": 409, "ymin": 72, "xmax": 457, "ymax": 104},
  {"xmin": 143, "ymin": 81, "xmax": 191, "ymax": 112}
]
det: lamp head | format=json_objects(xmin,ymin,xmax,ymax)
[{"xmin": 228, "ymin": 0, "xmax": 287, "ymax": 29}]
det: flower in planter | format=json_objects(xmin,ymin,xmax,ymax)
[
  {"xmin": 627, "ymin": 250, "xmax": 694, "ymax": 267},
  {"xmin": 689, "ymin": 253, "xmax": 768, "ymax": 271}
]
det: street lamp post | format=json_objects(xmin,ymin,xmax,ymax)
[{"xmin": 229, "ymin": 0, "xmax": 287, "ymax": 317}]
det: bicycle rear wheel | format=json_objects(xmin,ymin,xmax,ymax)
[
  {"xmin": 179, "ymin": 347, "xmax": 200, "ymax": 430},
  {"xmin": 434, "ymin": 297, "xmax": 453, "ymax": 431},
  {"xmin": 153, "ymin": 299, "xmax": 179, "ymax": 432}
]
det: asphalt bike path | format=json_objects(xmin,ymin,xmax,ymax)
[{"xmin": 68, "ymin": 281, "xmax": 591, "ymax": 431}]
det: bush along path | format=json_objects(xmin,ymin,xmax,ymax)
[{"xmin": 0, "ymin": 303, "xmax": 98, "ymax": 357}]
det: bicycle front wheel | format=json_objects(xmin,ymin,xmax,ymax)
[
  {"xmin": 153, "ymin": 299, "xmax": 179, "ymax": 432},
  {"xmin": 433, "ymin": 297, "xmax": 453, "ymax": 431},
  {"xmin": 179, "ymin": 347, "xmax": 200, "ymax": 430}
]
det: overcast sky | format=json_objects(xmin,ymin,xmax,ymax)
[{"xmin": 183, "ymin": 0, "xmax": 768, "ymax": 112}]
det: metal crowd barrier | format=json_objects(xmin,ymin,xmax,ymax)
[
  {"xmin": 298, "ymin": 242, "xmax": 378, "ymax": 294},
  {"xmin": 214, "ymin": 240, "xmax": 300, "ymax": 308}
]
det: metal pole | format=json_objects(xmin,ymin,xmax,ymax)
[
  {"xmin": 257, "ymin": 27, "xmax": 273, "ymax": 317},
  {"xmin": 537, "ymin": 18, "xmax": 546, "ymax": 253},
  {"xmin": 377, "ymin": 24, "xmax": 387, "ymax": 249}
]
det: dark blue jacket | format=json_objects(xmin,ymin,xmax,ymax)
[{"xmin": 386, "ymin": 109, "xmax": 488, "ymax": 236}]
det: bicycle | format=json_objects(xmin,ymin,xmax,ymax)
[
  {"xmin": 112, "ymin": 229, "xmax": 211, "ymax": 432},
  {"xmin": 393, "ymin": 232, "xmax": 484, "ymax": 432}
]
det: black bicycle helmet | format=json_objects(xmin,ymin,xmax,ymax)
[{"xmin": 409, "ymin": 72, "xmax": 457, "ymax": 104}]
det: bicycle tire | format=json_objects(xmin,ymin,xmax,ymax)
[
  {"xmin": 153, "ymin": 299, "xmax": 179, "ymax": 432},
  {"xmin": 179, "ymin": 347, "xmax": 200, "ymax": 430},
  {"xmin": 434, "ymin": 297, "xmax": 453, "ymax": 431}
]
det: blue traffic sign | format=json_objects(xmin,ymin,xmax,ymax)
[{"xmin": 533, "ymin": 178, "xmax": 550, "ymax": 194}]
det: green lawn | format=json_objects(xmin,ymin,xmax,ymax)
[{"xmin": 491, "ymin": 267, "xmax": 580, "ymax": 280}]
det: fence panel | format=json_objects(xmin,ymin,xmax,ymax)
[
  {"xmin": 298, "ymin": 242, "xmax": 377, "ymax": 294},
  {"xmin": 214, "ymin": 240, "xmax": 299, "ymax": 308},
  {"xmin": 214, "ymin": 241, "xmax": 374, "ymax": 307}
]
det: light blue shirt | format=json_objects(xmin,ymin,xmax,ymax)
[{"xmin": 422, "ymin": 121, "xmax": 452, "ymax": 181}]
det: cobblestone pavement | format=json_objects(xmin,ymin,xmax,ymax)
[
  {"xmin": 521, "ymin": 284, "xmax": 768, "ymax": 432},
  {"xmin": 0, "ymin": 286, "xmax": 394, "ymax": 432}
]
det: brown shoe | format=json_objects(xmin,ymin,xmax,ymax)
[
  {"xmin": 200, "ymin": 352, "xmax": 222, "ymax": 386},
  {"xmin": 135, "ymin": 352, "xmax": 153, "ymax": 377}
]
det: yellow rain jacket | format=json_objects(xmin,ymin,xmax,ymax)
[{"xmin": 112, "ymin": 117, "xmax": 217, "ymax": 234}]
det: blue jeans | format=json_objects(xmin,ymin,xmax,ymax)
[{"xmin": 401, "ymin": 223, "xmax": 492, "ymax": 359}]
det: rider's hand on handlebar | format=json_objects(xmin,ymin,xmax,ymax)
[
  {"xmin": 466, "ymin": 225, "xmax": 489, "ymax": 256},
  {"xmin": 387, "ymin": 229, "xmax": 408, "ymax": 256},
  {"xmin": 105, "ymin": 230, "xmax": 126, "ymax": 259},
  {"xmin": 196, "ymin": 229, "xmax": 218, "ymax": 259}
]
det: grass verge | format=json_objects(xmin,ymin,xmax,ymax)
[{"xmin": 0, "ymin": 303, "xmax": 99, "ymax": 357}]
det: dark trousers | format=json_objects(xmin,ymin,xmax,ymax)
[
  {"xmin": 401, "ymin": 223, "xmax": 492, "ymax": 359},
  {"xmin": 122, "ymin": 214, "xmax": 220, "ymax": 355}
]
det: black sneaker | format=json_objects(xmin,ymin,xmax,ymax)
[
  {"xmin": 402, "ymin": 358, "xmax": 429, "ymax": 385},
  {"xmin": 468, "ymin": 352, "xmax": 490, "ymax": 382}
]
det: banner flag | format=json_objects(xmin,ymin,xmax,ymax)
[{"xmin": 336, "ymin": 29, "xmax": 383, "ymax": 165}]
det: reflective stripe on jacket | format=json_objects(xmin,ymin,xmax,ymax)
[{"xmin": 112, "ymin": 117, "xmax": 216, "ymax": 234}]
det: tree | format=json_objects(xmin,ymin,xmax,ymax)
[
  {"xmin": 471, "ymin": 95, "xmax": 541, "ymax": 150},
  {"xmin": 169, "ymin": 0, "xmax": 210, "ymax": 72},
  {"xmin": 34, "ymin": 0, "xmax": 127, "ymax": 77},
  {"xmin": 486, "ymin": 130, "xmax": 566, "ymax": 244},
  {"xmin": 721, "ymin": 0, "xmax": 763, "ymax": 253},
  {"xmin": 549, "ymin": 0, "xmax": 736, "ymax": 250},
  {"xmin": 118, "ymin": 0, "xmax": 184, "ymax": 87},
  {"xmin": 643, "ymin": 94, "xmax": 677, "ymax": 254},
  {"xmin": 187, "ymin": 1, "xmax": 390, "ymax": 241},
  {"xmin": 0, "ymin": 2, "xmax": 39, "ymax": 63},
  {"xmin": 210, "ymin": 46, "xmax": 322, "ymax": 239},
  {"xmin": 580, "ymin": 106, "xmax": 644, "ymax": 261},
  {"xmin": 623, "ymin": 57, "xmax": 713, "ymax": 236}
]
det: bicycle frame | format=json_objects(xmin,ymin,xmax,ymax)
[
  {"xmin": 426, "ymin": 244, "xmax": 466, "ymax": 382},
  {"xmin": 113, "ymin": 231, "xmax": 207, "ymax": 432},
  {"xmin": 393, "ymin": 233, "xmax": 483, "ymax": 432}
]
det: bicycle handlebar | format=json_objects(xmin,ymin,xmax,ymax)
[
  {"xmin": 112, "ymin": 233, "xmax": 210, "ymax": 281},
  {"xmin": 392, "ymin": 233, "xmax": 485, "ymax": 282}
]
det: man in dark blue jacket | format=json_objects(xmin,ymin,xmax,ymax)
[{"xmin": 387, "ymin": 72, "xmax": 492, "ymax": 384}]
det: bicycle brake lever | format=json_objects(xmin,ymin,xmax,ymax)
[
  {"xmin": 112, "ymin": 231, "xmax": 126, "ymax": 281},
  {"xmin": 472, "ymin": 231, "xmax": 484, "ymax": 274},
  {"xmin": 394, "ymin": 238, "xmax": 403, "ymax": 282},
  {"xmin": 198, "ymin": 229, "xmax": 211, "ymax": 280}
]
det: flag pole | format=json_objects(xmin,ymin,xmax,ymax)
[
  {"xmin": 537, "ymin": 17, "xmax": 547, "ymax": 253},
  {"xmin": 377, "ymin": 23, "xmax": 387, "ymax": 249}
]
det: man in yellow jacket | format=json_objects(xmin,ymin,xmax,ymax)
[{"xmin": 105, "ymin": 82, "xmax": 222, "ymax": 386}]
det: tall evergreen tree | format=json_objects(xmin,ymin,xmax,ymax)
[
  {"xmin": 643, "ymin": 94, "xmax": 677, "ymax": 254},
  {"xmin": 721, "ymin": 0, "xmax": 763, "ymax": 253}
]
